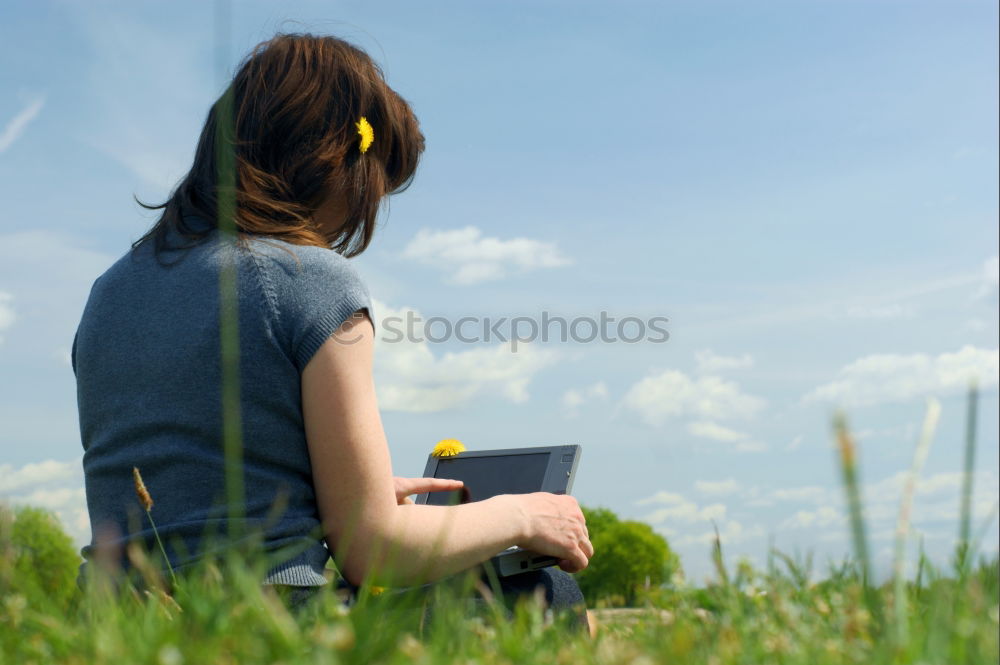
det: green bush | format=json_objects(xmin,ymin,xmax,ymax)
[
  {"xmin": 577, "ymin": 506, "xmax": 681, "ymax": 606},
  {"xmin": 1, "ymin": 505, "xmax": 81, "ymax": 612}
]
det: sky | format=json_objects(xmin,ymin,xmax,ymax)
[{"xmin": 0, "ymin": 0, "xmax": 997, "ymax": 583}]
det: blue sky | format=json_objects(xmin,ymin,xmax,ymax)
[{"xmin": 1, "ymin": 0, "xmax": 997, "ymax": 583}]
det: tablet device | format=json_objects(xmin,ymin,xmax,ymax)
[{"xmin": 414, "ymin": 445, "xmax": 581, "ymax": 576}]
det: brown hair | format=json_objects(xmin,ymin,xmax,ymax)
[{"xmin": 136, "ymin": 33, "xmax": 424, "ymax": 257}]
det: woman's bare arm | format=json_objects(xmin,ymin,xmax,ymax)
[{"xmin": 301, "ymin": 312, "xmax": 592, "ymax": 587}]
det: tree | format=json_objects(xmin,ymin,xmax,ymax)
[
  {"xmin": 7, "ymin": 506, "xmax": 81, "ymax": 611},
  {"xmin": 576, "ymin": 506, "xmax": 681, "ymax": 606}
]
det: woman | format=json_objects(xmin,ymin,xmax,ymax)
[{"xmin": 73, "ymin": 33, "xmax": 592, "ymax": 617}]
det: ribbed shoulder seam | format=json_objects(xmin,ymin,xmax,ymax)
[{"xmin": 244, "ymin": 244, "xmax": 283, "ymax": 340}]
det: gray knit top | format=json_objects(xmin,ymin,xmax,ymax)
[{"xmin": 73, "ymin": 224, "xmax": 371, "ymax": 586}]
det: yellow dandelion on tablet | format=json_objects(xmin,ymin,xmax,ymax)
[
  {"xmin": 432, "ymin": 439, "xmax": 465, "ymax": 457},
  {"xmin": 356, "ymin": 116, "xmax": 374, "ymax": 154}
]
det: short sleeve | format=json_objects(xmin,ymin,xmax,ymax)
[{"xmin": 252, "ymin": 242, "xmax": 373, "ymax": 372}]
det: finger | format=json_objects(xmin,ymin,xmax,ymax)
[
  {"xmin": 558, "ymin": 549, "xmax": 588, "ymax": 574},
  {"xmin": 393, "ymin": 477, "xmax": 463, "ymax": 494},
  {"xmin": 404, "ymin": 477, "xmax": 465, "ymax": 494},
  {"xmin": 580, "ymin": 536, "xmax": 594, "ymax": 559},
  {"xmin": 560, "ymin": 545, "xmax": 587, "ymax": 573},
  {"xmin": 426, "ymin": 477, "xmax": 464, "ymax": 488}
]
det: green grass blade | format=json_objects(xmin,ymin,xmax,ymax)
[
  {"xmin": 957, "ymin": 382, "xmax": 979, "ymax": 573},
  {"xmin": 833, "ymin": 412, "xmax": 882, "ymax": 627},
  {"xmin": 214, "ymin": 83, "xmax": 245, "ymax": 537}
]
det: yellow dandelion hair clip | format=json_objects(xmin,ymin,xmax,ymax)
[
  {"xmin": 356, "ymin": 116, "xmax": 374, "ymax": 154},
  {"xmin": 432, "ymin": 438, "xmax": 466, "ymax": 457}
]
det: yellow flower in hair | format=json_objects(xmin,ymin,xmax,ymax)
[
  {"xmin": 356, "ymin": 116, "xmax": 374, "ymax": 154},
  {"xmin": 432, "ymin": 439, "xmax": 465, "ymax": 457}
]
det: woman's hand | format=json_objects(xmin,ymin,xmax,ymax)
[
  {"xmin": 393, "ymin": 477, "xmax": 464, "ymax": 505},
  {"xmin": 512, "ymin": 493, "xmax": 594, "ymax": 573}
]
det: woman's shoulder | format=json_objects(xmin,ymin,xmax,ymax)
[
  {"xmin": 243, "ymin": 236, "xmax": 371, "ymax": 369},
  {"xmin": 245, "ymin": 235, "xmax": 362, "ymax": 284},
  {"xmin": 243, "ymin": 236, "xmax": 370, "ymax": 320}
]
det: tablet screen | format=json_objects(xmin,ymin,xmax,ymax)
[{"xmin": 424, "ymin": 452, "xmax": 550, "ymax": 505}]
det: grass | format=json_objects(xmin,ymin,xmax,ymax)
[
  {"xmin": 2, "ymin": 392, "xmax": 998, "ymax": 664},
  {"xmin": 0, "ymin": 537, "xmax": 996, "ymax": 664}
]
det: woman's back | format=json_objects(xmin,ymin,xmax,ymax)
[{"xmin": 74, "ymin": 226, "xmax": 370, "ymax": 585}]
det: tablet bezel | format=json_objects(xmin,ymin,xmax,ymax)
[{"xmin": 413, "ymin": 444, "xmax": 582, "ymax": 505}]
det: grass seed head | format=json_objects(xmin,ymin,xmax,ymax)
[{"xmin": 133, "ymin": 466, "xmax": 154, "ymax": 511}]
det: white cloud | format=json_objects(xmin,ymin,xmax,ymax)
[
  {"xmin": 741, "ymin": 486, "xmax": 774, "ymax": 508},
  {"xmin": 695, "ymin": 350, "xmax": 753, "ymax": 373},
  {"xmin": 854, "ymin": 421, "xmax": 919, "ymax": 446},
  {"xmin": 373, "ymin": 300, "xmax": 556, "ymax": 412},
  {"xmin": 695, "ymin": 479, "xmax": 741, "ymax": 496},
  {"xmin": 674, "ymin": 519, "xmax": 764, "ymax": 547},
  {"xmin": 16, "ymin": 486, "xmax": 87, "ymax": 512},
  {"xmin": 0, "ymin": 458, "xmax": 80, "ymax": 494},
  {"xmin": 870, "ymin": 526, "xmax": 950, "ymax": 544},
  {"xmin": 913, "ymin": 473, "xmax": 964, "ymax": 495},
  {"xmin": 636, "ymin": 489, "xmax": 730, "ymax": 530},
  {"xmin": 0, "ymin": 97, "xmax": 44, "ymax": 153},
  {"xmin": 686, "ymin": 421, "xmax": 768, "ymax": 452},
  {"xmin": 622, "ymin": 369, "xmax": 765, "ymax": 426},
  {"xmin": 780, "ymin": 506, "xmax": 844, "ymax": 530},
  {"xmin": 687, "ymin": 421, "xmax": 748, "ymax": 443},
  {"xmin": 1, "ymin": 457, "xmax": 89, "ymax": 546},
  {"xmin": 401, "ymin": 227, "xmax": 571, "ymax": 285},
  {"xmin": 643, "ymin": 499, "xmax": 727, "ymax": 525},
  {"xmin": 866, "ymin": 469, "xmax": 997, "ymax": 505},
  {"xmin": 770, "ymin": 486, "xmax": 828, "ymax": 503},
  {"xmin": 562, "ymin": 391, "xmax": 584, "ymax": 409},
  {"xmin": 0, "ymin": 291, "xmax": 14, "ymax": 343},
  {"xmin": 561, "ymin": 381, "xmax": 609, "ymax": 415},
  {"xmin": 766, "ymin": 469, "xmax": 999, "ymax": 533},
  {"xmin": 635, "ymin": 490, "xmax": 686, "ymax": 506},
  {"xmin": 910, "ymin": 495, "xmax": 998, "ymax": 525},
  {"xmin": 804, "ymin": 345, "xmax": 999, "ymax": 407}
]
